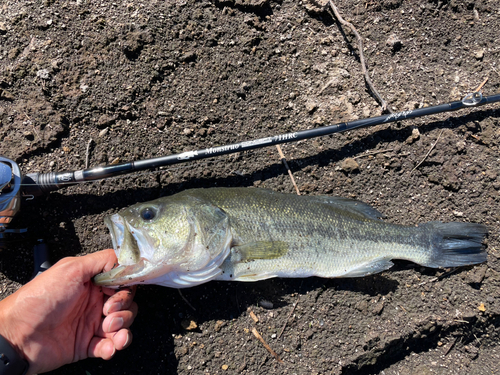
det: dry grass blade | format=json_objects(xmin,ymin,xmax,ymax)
[
  {"xmin": 251, "ymin": 327, "xmax": 283, "ymax": 363},
  {"xmin": 276, "ymin": 145, "xmax": 300, "ymax": 195},
  {"xmin": 278, "ymin": 294, "xmax": 300, "ymax": 339},
  {"xmin": 411, "ymin": 129, "xmax": 444, "ymax": 173}
]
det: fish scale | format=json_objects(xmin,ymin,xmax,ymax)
[{"xmin": 94, "ymin": 188, "xmax": 488, "ymax": 288}]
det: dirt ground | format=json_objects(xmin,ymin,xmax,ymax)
[{"xmin": 1, "ymin": 0, "xmax": 500, "ymax": 374}]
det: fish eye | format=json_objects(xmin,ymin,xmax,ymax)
[{"xmin": 140, "ymin": 207, "xmax": 156, "ymax": 221}]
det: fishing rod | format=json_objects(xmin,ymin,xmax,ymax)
[
  {"xmin": 18, "ymin": 91, "xmax": 500, "ymax": 198},
  {"xmin": 0, "ymin": 91, "xmax": 499, "ymax": 225}
]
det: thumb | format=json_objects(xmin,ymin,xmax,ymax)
[{"xmin": 78, "ymin": 249, "xmax": 118, "ymax": 280}]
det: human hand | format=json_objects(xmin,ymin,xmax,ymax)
[{"xmin": 0, "ymin": 249, "xmax": 138, "ymax": 374}]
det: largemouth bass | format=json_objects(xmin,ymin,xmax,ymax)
[{"xmin": 93, "ymin": 188, "xmax": 487, "ymax": 288}]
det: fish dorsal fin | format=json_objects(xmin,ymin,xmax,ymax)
[
  {"xmin": 230, "ymin": 241, "xmax": 289, "ymax": 263},
  {"xmin": 311, "ymin": 196, "xmax": 385, "ymax": 221}
]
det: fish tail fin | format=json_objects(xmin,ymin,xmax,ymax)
[{"xmin": 423, "ymin": 222, "xmax": 488, "ymax": 268}]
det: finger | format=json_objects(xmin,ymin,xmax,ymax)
[
  {"xmin": 103, "ymin": 286, "xmax": 137, "ymax": 315},
  {"xmin": 87, "ymin": 337, "xmax": 116, "ymax": 360},
  {"xmin": 99, "ymin": 303, "xmax": 139, "ymax": 336},
  {"xmin": 111, "ymin": 328, "xmax": 132, "ymax": 351}
]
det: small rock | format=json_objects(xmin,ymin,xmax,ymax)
[
  {"xmin": 305, "ymin": 101, "xmax": 318, "ymax": 113},
  {"xmin": 455, "ymin": 140, "xmax": 466, "ymax": 153},
  {"xmin": 183, "ymin": 128, "xmax": 193, "ymax": 135},
  {"xmin": 214, "ymin": 320, "xmax": 226, "ymax": 332},
  {"xmin": 372, "ymin": 301, "xmax": 384, "ymax": 315},
  {"xmin": 405, "ymin": 128, "xmax": 420, "ymax": 144},
  {"xmin": 36, "ymin": 69, "xmax": 51, "ymax": 80},
  {"xmin": 8, "ymin": 47, "xmax": 20, "ymax": 59},
  {"xmin": 181, "ymin": 319, "xmax": 198, "ymax": 331},
  {"xmin": 99, "ymin": 128, "xmax": 109, "ymax": 137},
  {"xmin": 178, "ymin": 51, "xmax": 197, "ymax": 63},
  {"xmin": 386, "ymin": 34, "xmax": 402, "ymax": 52},
  {"xmin": 474, "ymin": 49, "xmax": 484, "ymax": 60},
  {"xmin": 221, "ymin": 364, "xmax": 229, "ymax": 371},
  {"xmin": 0, "ymin": 22, "xmax": 6, "ymax": 35},
  {"xmin": 259, "ymin": 300, "xmax": 273, "ymax": 309},
  {"xmin": 340, "ymin": 158, "xmax": 359, "ymax": 173},
  {"xmin": 97, "ymin": 114, "xmax": 117, "ymax": 128}
]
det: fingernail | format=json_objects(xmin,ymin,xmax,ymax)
[
  {"xmin": 106, "ymin": 302, "xmax": 122, "ymax": 315},
  {"xmin": 108, "ymin": 317, "xmax": 124, "ymax": 333},
  {"xmin": 123, "ymin": 332, "xmax": 131, "ymax": 349}
]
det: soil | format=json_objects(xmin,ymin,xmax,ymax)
[{"xmin": 1, "ymin": 0, "xmax": 500, "ymax": 374}]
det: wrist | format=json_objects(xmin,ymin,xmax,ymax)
[
  {"xmin": 0, "ymin": 297, "xmax": 29, "ymax": 375},
  {"xmin": 0, "ymin": 334, "xmax": 29, "ymax": 375}
]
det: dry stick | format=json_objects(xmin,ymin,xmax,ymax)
[
  {"xmin": 251, "ymin": 327, "xmax": 284, "ymax": 363},
  {"xmin": 276, "ymin": 145, "xmax": 301, "ymax": 195},
  {"xmin": 353, "ymin": 148, "xmax": 394, "ymax": 159},
  {"xmin": 474, "ymin": 77, "xmax": 488, "ymax": 92},
  {"xmin": 277, "ymin": 294, "xmax": 300, "ymax": 339},
  {"xmin": 328, "ymin": 0, "xmax": 392, "ymax": 113},
  {"xmin": 410, "ymin": 129, "xmax": 444, "ymax": 173},
  {"xmin": 444, "ymin": 338, "xmax": 457, "ymax": 356}
]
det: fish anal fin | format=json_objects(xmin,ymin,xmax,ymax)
[
  {"xmin": 342, "ymin": 259, "xmax": 394, "ymax": 278},
  {"xmin": 231, "ymin": 241, "xmax": 289, "ymax": 263}
]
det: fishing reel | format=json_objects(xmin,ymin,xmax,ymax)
[
  {"xmin": 0, "ymin": 156, "xmax": 22, "ymax": 239},
  {"xmin": 1, "ymin": 156, "xmax": 50, "ymax": 277}
]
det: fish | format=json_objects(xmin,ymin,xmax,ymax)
[{"xmin": 93, "ymin": 188, "xmax": 488, "ymax": 288}]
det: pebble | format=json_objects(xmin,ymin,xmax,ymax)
[
  {"xmin": 386, "ymin": 34, "xmax": 402, "ymax": 52},
  {"xmin": 340, "ymin": 158, "xmax": 359, "ymax": 173},
  {"xmin": 99, "ymin": 128, "xmax": 109, "ymax": 137},
  {"xmin": 305, "ymin": 101, "xmax": 318, "ymax": 113},
  {"xmin": 259, "ymin": 300, "xmax": 273, "ymax": 309},
  {"xmin": 36, "ymin": 69, "xmax": 51, "ymax": 80},
  {"xmin": 181, "ymin": 319, "xmax": 198, "ymax": 331}
]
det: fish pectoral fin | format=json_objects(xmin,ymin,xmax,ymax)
[
  {"xmin": 342, "ymin": 258, "xmax": 394, "ymax": 277},
  {"xmin": 230, "ymin": 241, "xmax": 289, "ymax": 263}
]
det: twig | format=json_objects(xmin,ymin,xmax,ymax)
[
  {"xmin": 249, "ymin": 310, "xmax": 259, "ymax": 323},
  {"xmin": 276, "ymin": 145, "xmax": 300, "ymax": 195},
  {"xmin": 85, "ymin": 139, "xmax": 93, "ymax": 169},
  {"xmin": 328, "ymin": 1, "xmax": 392, "ymax": 113},
  {"xmin": 444, "ymin": 338, "xmax": 457, "ymax": 356},
  {"xmin": 474, "ymin": 77, "xmax": 488, "ymax": 92},
  {"xmin": 251, "ymin": 327, "xmax": 283, "ymax": 363},
  {"xmin": 410, "ymin": 129, "xmax": 444, "ymax": 173},
  {"xmin": 177, "ymin": 289, "xmax": 196, "ymax": 311},
  {"xmin": 353, "ymin": 148, "xmax": 394, "ymax": 159},
  {"xmin": 278, "ymin": 294, "xmax": 300, "ymax": 339}
]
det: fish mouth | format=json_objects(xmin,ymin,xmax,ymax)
[
  {"xmin": 95, "ymin": 213, "xmax": 162, "ymax": 287},
  {"xmin": 104, "ymin": 214, "xmax": 123, "ymax": 258}
]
